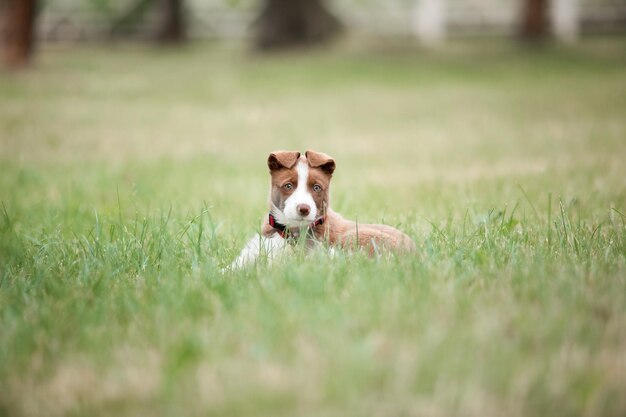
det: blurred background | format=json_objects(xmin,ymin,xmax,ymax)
[
  {"xmin": 2, "ymin": 0, "xmax": 626, "ymax": 66},
  {"xmin": 1, "ymin": 0, "xmax": 626, "ymax": 234}
]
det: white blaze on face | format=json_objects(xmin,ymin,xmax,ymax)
[{"xmin": 283, "ymin": 160, "xmax": 317, "ymax": 225}]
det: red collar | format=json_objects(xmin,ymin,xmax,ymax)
[{"xmin": 268, "ymin": 213, "xmax": 325, "ymax": 239}]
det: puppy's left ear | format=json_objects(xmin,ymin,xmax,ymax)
[{"xmin": 305, "ymin": 150, "xmax": 336, "ymax": 175}]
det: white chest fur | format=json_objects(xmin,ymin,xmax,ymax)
[{"xmin": 229, "ymin": 233, "xmax": 287, "ymax": 269}]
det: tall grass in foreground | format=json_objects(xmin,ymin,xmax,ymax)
[{"xmin": 1, "ymin": 196, "xmax": 624, "ymax": 416}]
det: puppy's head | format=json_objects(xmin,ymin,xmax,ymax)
[{"xmin": 268, "ymin": 150, "xmax": 335, "ymax": 226}]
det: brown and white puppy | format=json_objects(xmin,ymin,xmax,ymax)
[{"xmin": 230, "ymin": 150, "xmax": 414, "ymax": 268}]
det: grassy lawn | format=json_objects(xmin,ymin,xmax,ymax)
[{"xmin": 1, "ymin": 37, "xmax": 625, "ymax": 417}]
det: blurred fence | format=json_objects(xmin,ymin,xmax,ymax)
[{"xmin": 38, "ymin": 0, "xmax": 626, "ymax": 42}]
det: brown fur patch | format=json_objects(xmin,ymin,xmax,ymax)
[
  {"xmin": 306, "ymin": 167, "xmax": 331, "ymax": 217},
  {"xmin": 312, "ymin": 210, "xmax": 415, "ymax": 255},
  {"xmin": 270, "ymin": 166, "xmax": 298, "ymax": 211}
]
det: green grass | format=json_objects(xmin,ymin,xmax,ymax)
[{"xmin": 1, "ymin": 37, "xmax": 626, "ymax": 417}]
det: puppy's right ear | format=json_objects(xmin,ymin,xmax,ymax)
[{"xmin": 267, "ymin": 151, "xmax": 301, "ymax": 172}]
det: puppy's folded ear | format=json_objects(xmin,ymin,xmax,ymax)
[
  {"xmin": 267, "ymin": 151, "xmax": 301, "ymax": 171},
  {"xmin": 305, "ymin": 150, "xmax": 335, "ymax": 175}
]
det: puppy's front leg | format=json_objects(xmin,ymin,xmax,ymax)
[{"xmin": 229, "ymin": 233, "xmax": 285, "ymax": 269}]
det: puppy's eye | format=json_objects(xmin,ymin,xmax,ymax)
[
  {"xmin": 283, "ymin": 183, "xmax": 293, "ymax": 191},
  {"xmin": 313, "ymin": 184, "xmax": 322, "ymax": 192}
]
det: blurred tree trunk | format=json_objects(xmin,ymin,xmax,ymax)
[
  {"xmin": 521, "ymin": 0, "xmax": 548, "ymax": 41},
  {"xmin": 110, "ymin": 0, "xmax": 155, "ymax": 39},
  {"xmin": 157, "ymin": 0, "xmax": 186, "ymax": 43},
  {"xmin": 254, "ymin": 0, "xmax": 342, "ymax": 50},
  {"xmin": 2, "ymin": 0, "xmax": 38, "ymax": 68}
]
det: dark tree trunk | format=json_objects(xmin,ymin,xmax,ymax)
[
  {"xmin": 157, "ymin": 0, "xmax": 186, "ymax": 43},
  {"xmin": 254, "ymin": 0, "xmax": 342, "ymax": 51},
  {"xmin": 521, "ymin": 0, "xmax": 548, "ymax": 41},
  {"xmin": 2, "ymin": 0, "xmax": 38, "ymax": 68}
]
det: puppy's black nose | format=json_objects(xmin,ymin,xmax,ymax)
[{"xmin": 297, "ymin": 204, "xmax": 310, "ymax": 216}]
